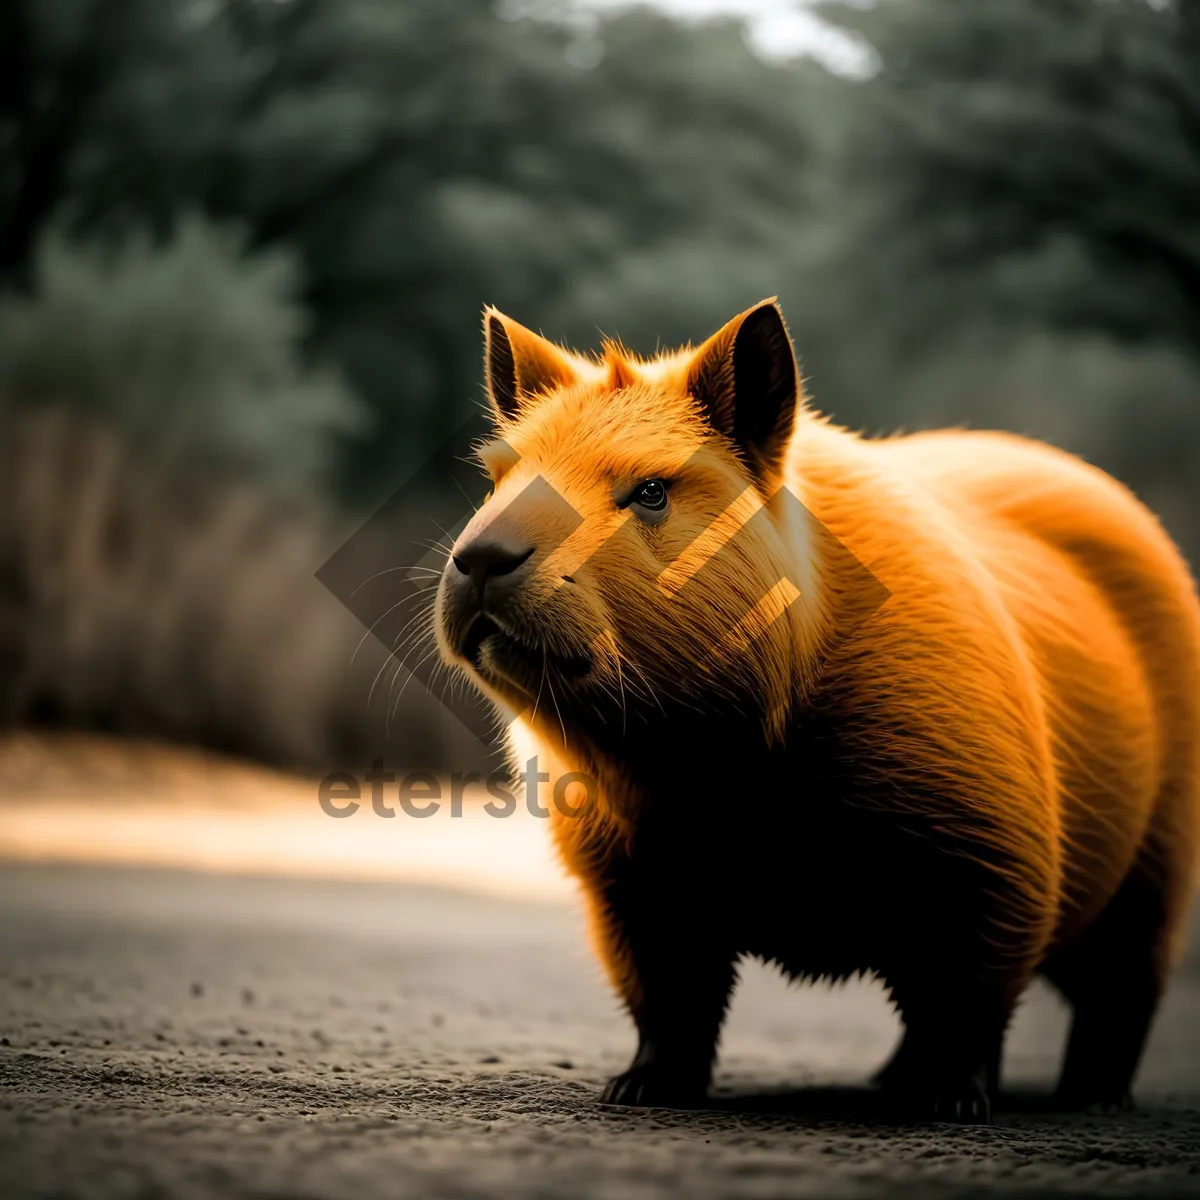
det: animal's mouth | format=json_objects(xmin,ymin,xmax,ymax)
[
  {"xmin": 461, "ymin": 612, "xmax": 592, "ymax": 685},
  {"xmin": 462, "ymin": 613, "xmax": 502, "ymax": 668}
]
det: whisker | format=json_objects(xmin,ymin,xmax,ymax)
[
  {"xmin": 611, "ymin": 642, "xmax": 628, "ymax": 736},
  {"xmin": 350, "ymin": 582, "xmax": 438, "ymax": 664},
  {"xmin": 620, "ymin": 648, "xmax": 666, "ymax": 717},
  {"xmin": 349, "ymin": 563, "xmax": 441, "ymax": 598},
  {"xmin": 545, "ymin": 672, "xmax": 568, "ymax": 746},
  {"xmin": 389, "ymin": 645, "xmax": 443, "ymax": 725},
  {"xmin": 379, "ymin": 604, "xmax": 438, "ymax": 698},
  {"xmin": 367, "ymin": 646, "xmax": 402, "ymax": 714},
  {"xmin": 390, "ymin": 601, "xmax": 439, "ymax": 654},
  {"xmin": 450, "ymin": 476, "xmax": 481, "ymax": 516},
  {"xmin": 527, "ymin": 648, "xmax": 549, "ymax": 729},
  {"xmin": 429, "ymin": 516, "xmax": 462, "ymax": 547}
]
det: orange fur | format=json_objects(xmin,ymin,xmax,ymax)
[{"xmin": 437, "ymin": 301, "xmax": 1200, "ymax": 1119}]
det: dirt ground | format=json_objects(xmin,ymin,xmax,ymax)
[{"xmin": 2, "ymin": 863, "xmax": 1199, "ymax": 1200}]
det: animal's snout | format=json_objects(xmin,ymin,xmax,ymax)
[{"xmin": 452, "ymin": 534, "xmax": 534, "ymax": 604}]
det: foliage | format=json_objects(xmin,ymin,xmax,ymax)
[
  {"xmin": 0, "ymin": 409, "xmax": 474, "ymax": 771},
  {"xmin": 0, "ymin": 216, "xmax": 364, "ymax": 488},
  {"xmin": 817, "ymin": 0, "xmax": 1200, "ymax": 352},
  {"xmin": 3, "ymin": 0, "xmax": 1200, "ymax": 765},
  {"xmin": 809, "ymin": 0, "xmax": 1200, "ymax": 552},
  {"xmin": 0, "ymin": 0, "xmax": 829, "ymax": 494}
]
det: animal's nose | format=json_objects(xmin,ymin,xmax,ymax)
[{"xmin": 452, "ymin": 535, "xmax": 534, "ymax": 601}]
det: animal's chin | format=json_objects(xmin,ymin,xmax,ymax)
[{"xmin": 460, "ymin": 613, "xmax": 593, "ymax": 692}]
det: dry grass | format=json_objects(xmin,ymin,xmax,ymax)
[{"xmin": 0, "ymin": 409, "xmax": 476, "ymax": 773}]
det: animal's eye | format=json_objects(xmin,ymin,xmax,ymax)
[{"xmin": 630, "ymin": 479, "xmax": 668, "ymax": 512}]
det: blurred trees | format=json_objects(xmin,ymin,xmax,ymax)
[
  {"xmin": 0, "ymin": 0, "xmax": 827, "ymax": 497},
  {"xmin": 821, "ymin": 0, "xmax": 1200, "ymax": 353},
  {"xmin": 814, "ymin": 0, "xmax": 1200, "ymax": 537},
  {"xmin": 4, "ymin": 0, "xmax": 1198, "ymax": 519},
  {"xmin": 2, "ymin": 0, "xmax": 1200, "ymax": 766},
  {"xmin": 0, "ymin": 217, "xmax": 363, "ymax": 488},
  {"xmin": 0, "ymin": 408, "xmax": 453, "ymax": 770}
]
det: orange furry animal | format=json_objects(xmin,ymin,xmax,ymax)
[{"xmin": 435, "ymin": 299, "xmax": 1200, "ymax": 1122}]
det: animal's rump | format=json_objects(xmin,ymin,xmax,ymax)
[{"xmin": 882, "ymin": 430, "xmax": 1200, "ymax": 943}]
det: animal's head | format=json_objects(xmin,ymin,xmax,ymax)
[{"xmin": 435, "ymin": 299, "xmax": 820, "ymax": 746}]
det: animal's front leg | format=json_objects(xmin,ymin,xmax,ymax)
[
  {"xmin": 593, "ymin": 876, "xmax": 736, "ymax": 1108},
  {"xmin": 883, "ymin": 972, "xmax": 1018, "ymax": 1124}
]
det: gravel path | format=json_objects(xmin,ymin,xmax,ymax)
[{"xmin": 2, "ymin": 863, "xmax": 1199, "ymax": 1199}]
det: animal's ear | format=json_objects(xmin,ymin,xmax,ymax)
[
  {"xmin": 483, "ymin": 307, "xmax": 579, "ymax": 422},
  {"xmin": 687, "ymin": 298, "xmax": 800, "ymax": 488}
]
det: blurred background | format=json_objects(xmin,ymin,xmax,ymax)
[
  {"xmin": 2, "ymin": 0, "xmax": 1199, "ymax": 787},
  {"xmin": 5, "ymin": 12, "xmax": 1200, "ymax": 1192}
]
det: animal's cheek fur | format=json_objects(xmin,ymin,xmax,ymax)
[
  {"xmin": 648, "ymin": 546, "xmax": 794, "ymax": 662},
  {"xmin": 506, "ymin": 572, "xmax": 609, "ymax": 650}
]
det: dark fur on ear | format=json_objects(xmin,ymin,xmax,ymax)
[
  {"xmin": 485, "ymin": 314, "xmax": 520, "ymax": 421},
  {"xmin": 688, "ymin": 298, "xmax": 800, "ymax": 487},
  {"xmin": 483, "ymin": 307, "xmax": 580, "ymax": 422}
]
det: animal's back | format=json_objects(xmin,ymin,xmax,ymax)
[{"xmin": 876, "ymin": 429, "xmax": 1200, "ymax": 960}]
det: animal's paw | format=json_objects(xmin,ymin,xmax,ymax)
[
  {"xmin": 929, "ymin": 1080, "xmax": 992, "ymax": 1124},
  {"xmin": 896, "ymin": 1074, "xmax": 993, "ymax": 1125},
  {"xmin": 599, "ymin": 1064, "xmax": 706, "ymax": 1109}
]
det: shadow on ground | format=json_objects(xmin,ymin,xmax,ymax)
[{"xmin": 2, "ymin": 864, "xmax": 1199, "ymax": 1199}]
